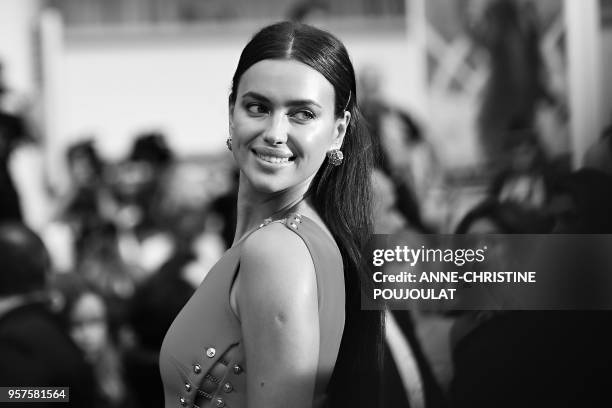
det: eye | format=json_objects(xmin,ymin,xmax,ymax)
[
  {"xmin": 291, "ymin": 110, "xmax": 316, "ymax": 122},
  {"xmin": 246, "ymin": 103, "xmax": 269, "ymax": 116}
]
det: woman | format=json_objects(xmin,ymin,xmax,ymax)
[
  {"xmin": 55, "ymin": 274, "xmax": 130, "ymax": 408},
  {"xmin": 160, "ymin": 21, "xmax": 384, "ymax": 408}
]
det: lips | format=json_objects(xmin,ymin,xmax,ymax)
[
  {"xmin": 252, "ymin": 147, "xmax": 295, "ymax": 165},
  {"xmin": 257, "ymin": 154, "xmax": 291, "ymax": 164}
]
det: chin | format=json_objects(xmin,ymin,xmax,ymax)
[{"xmin": 244, "ymin": 172, "xmax": 291, "ymax": 194}]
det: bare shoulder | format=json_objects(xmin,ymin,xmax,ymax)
[
  {"xmin": 238, "ymin": 222, "xmax": 317, "ymax": 312},
  {"xmin": 241, "ymin": 222, "xmax": 314, "ymax": 278}
]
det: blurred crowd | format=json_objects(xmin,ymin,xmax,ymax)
[
  {"xmin": 1, "ymin": 127, "xmax": 235, "ymax": 407},
  {"xmin": 2, "ymin": 60, "xmax": 236, "ymax": 404},
  {"xmin": 2, "ymin": 0, "xmax": 612, "ymax": 406}
]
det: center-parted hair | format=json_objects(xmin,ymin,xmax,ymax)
[{"xmin": 229, "ymin": 21, "xmax": 384, "ymax": 407}]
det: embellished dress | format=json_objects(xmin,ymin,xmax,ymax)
[{"xmin": 159, "ymin": 213, "xmax": 345, "ymax": 408}]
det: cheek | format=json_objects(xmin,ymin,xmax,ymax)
[
  {"xmin": 294, "ymin": 124, "xmax": 335, "ymax": 160},
  {"xmin": 231, "ymin": 112, "xmax": 259, "ymax": 141}
]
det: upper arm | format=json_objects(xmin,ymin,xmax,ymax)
[{"xmin": 237, "ymin": 224, "xmax": 319, "ymax": 408}]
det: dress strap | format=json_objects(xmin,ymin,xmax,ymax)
[
  {"xmin": 233, "ymin": 209, "xmax": 304, "ymax": 249},
  {"xmin": 231, "ymin": 212, "xmax": 292, "ymax": 249},
  {"xmin": 283, "ymin": 212, "xmax": 304, "ymax": 231}
]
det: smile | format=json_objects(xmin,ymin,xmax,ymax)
[
  {"xmin": 257, "ymin": 154, "xmax": 291, "ymax": 164},
  {"xmin": 252, "ymin": 149, "xmax": 295, "ymax": 166}
]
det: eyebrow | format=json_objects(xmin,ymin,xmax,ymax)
[{"xmin": 241, "ymin": 91, "xmax": 322, "ymax": 109}]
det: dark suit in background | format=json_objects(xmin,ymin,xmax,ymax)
[
  {"xmin": 0, "ymin": 301, "xmax": 96, "ymax": 407},
  {"xmin": 0, "ymin": 222, "xmax": 96, "ymax": 407}
]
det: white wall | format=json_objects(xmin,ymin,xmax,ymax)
[
  {"xmin": 54, "ymin": 20, "xmax": 426, "ymax": 161},
  {"xmin": 0, "ymin": 0, "xmax": 41, "ymax": 96},
  {"xmin": 602, "ymin": 27, "xmax": 612, "ymax": 126}
]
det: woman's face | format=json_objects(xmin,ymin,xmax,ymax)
[{"xmin": 229, "ymin": 59, "xmax": 349, "ymax": 195}]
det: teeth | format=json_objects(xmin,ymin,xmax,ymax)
[{"xmin": 256, "ymin": 153, "xmax": 291, "ymax": 164}]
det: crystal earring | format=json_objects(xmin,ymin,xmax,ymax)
[
  {"xmin": 226, "ymin": 137, "xmax": 232, "ymax": 151},
  {"xmin": 327, "ymin": 149, "xmax": 344, "ymax": 166}
]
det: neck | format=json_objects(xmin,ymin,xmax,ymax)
[{"xmin": 233, "ymin": 174, "xmax": 313, "ymax": 245}]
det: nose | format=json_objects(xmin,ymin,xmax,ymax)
[{"xmin": 262, "ymin": 113, "xmax": 288, "ymax": 145}]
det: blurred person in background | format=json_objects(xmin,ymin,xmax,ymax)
[
  {"xmin": 122, "ymin": 131, "xmax": 174, "ymax": 235},
  {"xmin": 0, "ymin": 58, "xmax": 50, "ymax": 231},
  {"xmin": 461, "ymin": 0, "xmax": 556, "ymax": 174},
  {"xmin": 423, "ymin": 197, "xmax": 553, "ymax": 398},
  {"xmin": 371, "ymin": 169, "xmax": 449, "ymax": 408},
  {"xmin": 59, "ymin": 140, "xmax": 112, "ymax": 229},
  {"xmin": 40, "ymin": 140, "xmax": 106, "ymax": 274},
  {"xmin": 152, "ymin": 160, "xmax": 226, "ymax": 254},
  {"xmin": 53, "ymin": 140, "xmax": 123, "ymax": 270},
  {"xmin": 359, "ymin": 65, "xmax": 437, "ymax": 234},
  {"xmin": 54, "ymin": 273, "xmax": 132, "ymax": 408},
  {"xmin": 76, "ymin": 221, "xmax": 137, "ymax": 324},
  {"xmin": 371, "ymin": 168, "xmax": 408, "ymax": 235},
  {"xmin": 0, "ymin": 61, "xmax": 31, "ymax": 223},
  {"xmin": 160, "ymin": 21, "xmax": 384, "ymax": 408},
  {"xmin": 0, "ymin": 222, "xmax": 95, "ymax": 407},
  {"xmin": 487, "ymin": 139, "xmax": 550, "ymax": 213},
  {"xmin": 450, "ymin": 176, "xmax": 612, "ymax": 407},
  {"xmin": 50, "ymin": 141, "xmax": 138, "ymax": 318},
  {"xmin": 110, "ymin": 132, "xmax": 175, "ymax": 278}
]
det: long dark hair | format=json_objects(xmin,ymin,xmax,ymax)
[{"xmin": 229, "ymin": 21, "xmax": 384, "ymax": 407}]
